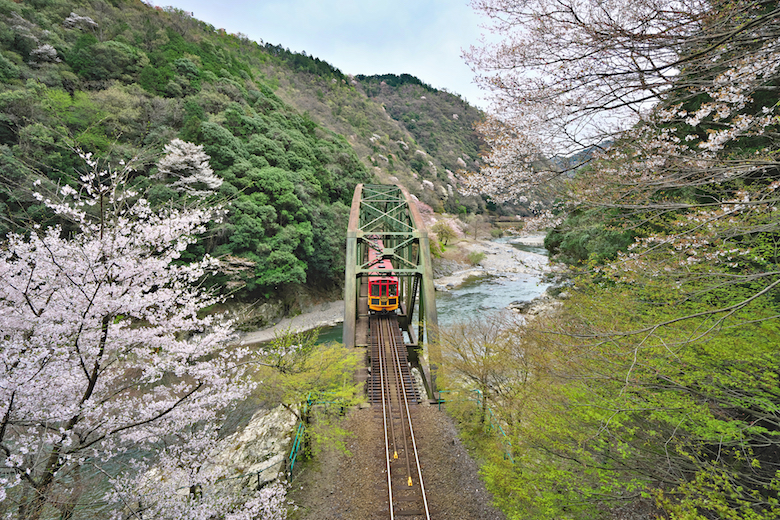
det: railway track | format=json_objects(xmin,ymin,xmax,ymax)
[{"xmin": 371, "ymin": 315, "xmax": 430, "ymax": 519}]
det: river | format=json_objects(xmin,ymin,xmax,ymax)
[{"xmin": 435, "ymin": 237, "xmax": 550, "ymax": 327}]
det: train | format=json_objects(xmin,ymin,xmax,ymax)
[{"xmin": 366, "ymin": 236, "xmax": 400, "ymax": 313}]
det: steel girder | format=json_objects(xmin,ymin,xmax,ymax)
[{"xmin": 343, "ymin": 184, "xmax": 440, "ymax": 396}]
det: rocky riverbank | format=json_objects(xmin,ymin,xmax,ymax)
[
  {"xmin": 433, "ymin": 234, "xmax": 549, "ymax": 291},
  {"xmin": 210, "ymin": 405, "xmax": 298, "ymax": 490},
  {"xmin": 236, "ymin": 300, "xmax": 345, "ymax": 346}
]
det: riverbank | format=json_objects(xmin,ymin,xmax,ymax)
[
  {"xmin": 433, "ymin": 234, "xmax": 549, "ymax": 291},
  {"xmin": 236, "ymin": 300, "xmax": 345, "ymax": 346}
]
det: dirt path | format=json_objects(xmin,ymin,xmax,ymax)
[{"xmin": 236, "ymin": 300, "xmax": 345, "ymax": 346}]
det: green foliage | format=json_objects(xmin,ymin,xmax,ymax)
[
  {"xmin": 0, "ymin": 145, "xmax": 50, "ymax": 235},
  {"xmin": 0, "ymin": 0, "xmax": 376, "ymax": 300},
  {"xmin": 66, "ymin": 35, "xmax": 148, "ymax": 81},
  {"xmin": 250, "ymin": 329, "xmax": 362, "ymax": 462},
  {"xmin": 448, "ymin": 266, "xmax": 780, "ymax": 519},
  {"xmin": 270, "ymin": 63, "xmax": 487, "ymax": 215},
  {"xmin": 263, "ymin": 43, "xmax": 344, "ymax": 79},
  {"xmin": 356, "ymin": 73, "xmax": 484, "ymax": 176},
  {"xmin": 173, "ymin": 57, "xmax": 199, "ymax": 78},
  {"xmin": 429, "ymin": 238, "xmax": 442, "ymax": 258},
  {"xmin": 259, "ymin": 327, "xmax": 320, "ymax": 375},
  {"xmin": 466, "ymin": 251, "xmax": 485, "ymax": 265},
  {"xmin": 138, "ymin": 63, "xmax": 173, "ymax": 94},
  {"xmin": 255, "ymin": 327, "xmax": 362, "ymax": 412},
  {"xmin": 306, "ymin": 201, "xmax": 350, "ymax": 283},
  {"xmin": 0, "ymin": 52, "xmax": 19, "ymax": 81},
  {"xmin": 192, "ymin": 98, "xmax": 368, "ymax": 294},
  {"xmin": 545, "ymin": 207, "xmax": 637, "ymax": 265}
]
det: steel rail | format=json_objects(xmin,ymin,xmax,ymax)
[
  {"xmin": 388, "ymin": 318, "xmax": 413, "ymax": 487},
  {"xmin": 377, "ymin": 318, "xmax": 395, "ymax": 520},
  {"xmin": 384, "ymin": 320, "xmax": 400, "ymax": 461},
  {"xmin": 387, "ymin": 317, "xmax": 431, "ymax": 520}
]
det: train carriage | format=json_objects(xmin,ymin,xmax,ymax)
[{"xmin": 366, "ymin": 237, "xmax": 399, "ymax": 313}]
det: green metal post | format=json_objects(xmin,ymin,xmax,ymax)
[{"xmin": 343, "ymin": 184, "xmax": 362, "ymax": 349}]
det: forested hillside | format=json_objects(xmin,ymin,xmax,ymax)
[
  {"xmin": 356, "ymin": 74, "xmax": 483, "ymax": 180},
  {"xmin": 256, "ymin": 65, "xmax": 489, "ymax": 215},
  {"xmin": 0, "ymin": 0, "xmax": 486, "ymax": 303}
]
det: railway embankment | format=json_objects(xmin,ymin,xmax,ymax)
[{"xmin": 287, "ymin": 405, "xmax": 506, "ymax": 520}]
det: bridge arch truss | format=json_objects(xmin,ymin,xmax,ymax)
[{"xmin": 343, "ymin": 184, "xmax": 440, "ymax": 397}]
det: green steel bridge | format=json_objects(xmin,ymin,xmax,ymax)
[{"xmin": 343, "ymin": 184, "xmax": 441, "ymax": 398}]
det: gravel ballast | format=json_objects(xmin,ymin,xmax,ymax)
[{"xmin": 288, "ymin": 405, "xmax": 506, "ymax": 520}]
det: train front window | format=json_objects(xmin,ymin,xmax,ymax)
[
  {"xmin": 371, "ymin": 284, "xmax": 380, "ymax": 297},
  {"xmin": 389, "ymin": 284, "xmax": 397, "ymax": 296}
]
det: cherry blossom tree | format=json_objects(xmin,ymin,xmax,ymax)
[
  {"xmin": 465, "ymin": 0, "xmax": 780, "ymax": 296},
  {"xmin": 463, "ymin": 0, "xmax": 780, "ymax": 210},
  {"xmin": 0, "ymin": 152, "xmax": 283, "ymax": 519},
  {"xmin": 156, "ymin": 138, "xmax": 223, "ymax": 197},
  {"xmin": 63, "ymin": 12, "xmax": 98, "ymax": 31}
]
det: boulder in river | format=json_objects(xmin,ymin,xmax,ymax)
[{"xmin": 508, "ymin": 295, "xmax": 563, "ymax": 317}]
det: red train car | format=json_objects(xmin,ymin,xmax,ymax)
[{"xmin": 366, "ymin": 237, "xmax": 399, "ymax": 313}]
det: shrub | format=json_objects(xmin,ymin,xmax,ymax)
[
  {"xmin": 173, "ymin": 57, "xmax": 199, "ymax": 78},
  {"xmin": 432, "ymin": 220, "xmax": 456, "ymax": 245},
  {"xmin": 68, "ymin": 38, "xmax": 147, "ymax": 81},
  {"xmin": 430, "ymin": 239, "xmax": 442, "ymax": 258},
  {"xmin": 0, "ymin": 52, "xmax": 19, "ymax": 81},
  {"xmin": 545, "ymin": 208, "xmax": 636, "ymax": 265},
  {"xmin": 467, "ymin": 251, "xmax": 485, "ymax": 265}
]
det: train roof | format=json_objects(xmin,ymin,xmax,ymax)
[{"xmin": 366, "ymin": 236, "xmax": 397, "ymax": 279}]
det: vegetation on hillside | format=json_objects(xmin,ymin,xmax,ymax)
[
  {"xmin": 450, "ymin": 0, "xmax": 780, "ymax": 519},
  {"xmin": 0, "ymin": 0, "xmax": 378, "ymax": 300},
  {"xmin": 356, "ymin": 74, "xmax": 482, "ymax": 172},
  {"xmin": 0, "ymin": 0, "xmax": 489, "ymax": 302},
  {"xmin": 257, "ymin": 62, "xmax": 491, "ymax": 215}
]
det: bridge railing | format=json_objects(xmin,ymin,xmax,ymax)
[{"xmin": 288, "ymin": 392, "xmax": 349, "ymax": 473}]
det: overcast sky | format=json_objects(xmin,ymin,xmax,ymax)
[{"xmin": 163, "ymin": 0, "xmax": 491, "ymax": 108}]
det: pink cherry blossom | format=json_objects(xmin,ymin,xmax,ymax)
[{"xmin": 0, "ymin": 151, "xmax": 284, "ymax": 519}]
